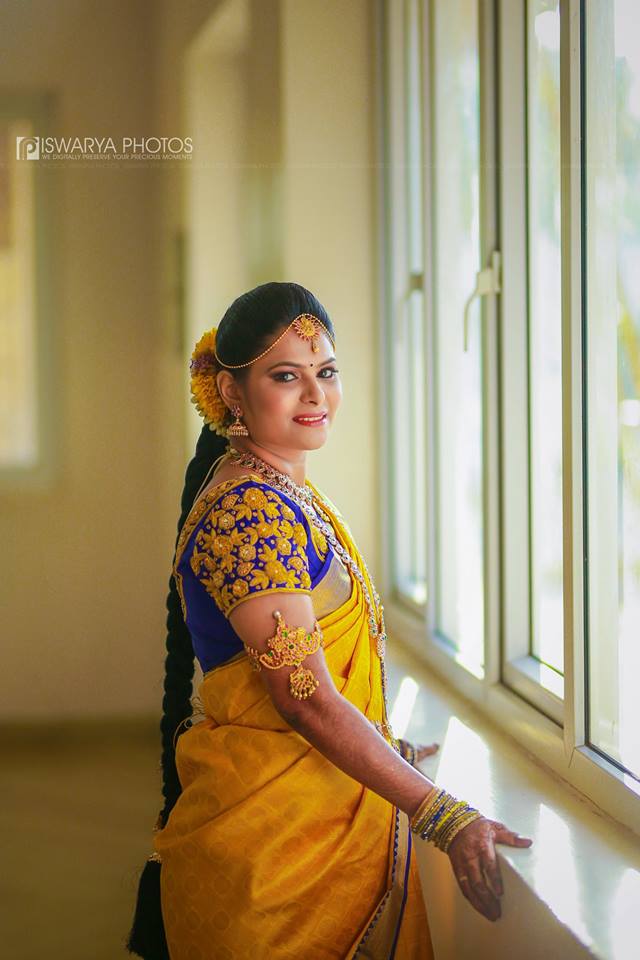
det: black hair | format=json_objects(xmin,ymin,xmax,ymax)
[{"xmin": 126, "ymin": 281, "xmax": 334, "ymax": 958}]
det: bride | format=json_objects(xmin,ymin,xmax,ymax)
[{"xmin": 127, "ymin": 280, "xmax": 532, "ymax": 960}]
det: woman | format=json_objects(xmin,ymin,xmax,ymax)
[{"xmin": 127, "ymin": 282, "xmax": 532, "ymax": 960}]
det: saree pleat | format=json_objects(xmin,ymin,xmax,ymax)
[{"xmin": 154, "ymin": 482, "xmax": 434, "ymax": 959}]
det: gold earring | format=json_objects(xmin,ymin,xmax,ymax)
[{"xmin": 227, "ymin": 403, "xmax": 249, "ymax": 437}]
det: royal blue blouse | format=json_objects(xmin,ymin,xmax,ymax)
[{"xmin": 173, "ymin": 476, "xmax": 352, "ymax": 673}]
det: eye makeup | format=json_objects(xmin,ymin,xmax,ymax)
[{"xmin": 272, "ymin": 366, "xmax": 339, "ymax": 382}]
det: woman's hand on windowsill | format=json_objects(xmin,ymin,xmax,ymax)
[{"xmin": 397, "ymin": 737, "xmax": 440, "ymax": 765}]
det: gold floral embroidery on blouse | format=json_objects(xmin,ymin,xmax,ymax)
[
  {"xmin": 310, "ymin": 524, "xmax": 328, "ymax": 561},
  {"xmin": 187, "ymin": 483, "xmax": 316, "ymax": 617}
]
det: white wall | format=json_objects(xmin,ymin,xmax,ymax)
[
  {"xmin": 0, "ymin": 0, "xmax": 380, "ymax": 721},
  {"xmin": 280, "ymin": 0, "xmax": 380, "ymax": 570},
  {"xmin": 0, "ymin": 0, "xmax": 166, "ymax": 720}
]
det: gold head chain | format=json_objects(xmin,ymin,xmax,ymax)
[{"xmin": 189, "ymin": 313, "xmax": 335, "ymax": 436}]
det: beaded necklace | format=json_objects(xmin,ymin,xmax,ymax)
[{"xmin": 226, "ymin": 446, "xmax": 396, "ymax": 743}]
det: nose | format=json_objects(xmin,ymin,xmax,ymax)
[{"xmin": 300, "ymin": 371, "xmax": 325, "ymax": 404}]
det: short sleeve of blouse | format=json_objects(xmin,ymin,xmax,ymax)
[{"xmin": 188, "ymin": 480, "xmax": 312, "ymax": 618}]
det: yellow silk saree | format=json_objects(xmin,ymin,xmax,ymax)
[{"xmin": 153, "ymin": 480, "xmax": 434, "ymax": 959}]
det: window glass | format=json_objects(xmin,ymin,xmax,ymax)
[
  {"xmin": 431, "ymin": 0, "xmax": 484, "ymax": 670},
  {"xmin": 585, "ymin": 0, "xmax": 640, "ymax": 777},
  {"xmin": 527, "ymin": 0, "xmax": 564, "ymax": 680},
  {"xmin": 390, "ymin": 0, "xmax": 428, "ymax": 606}
]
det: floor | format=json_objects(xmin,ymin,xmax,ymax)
[{"xmin": 1, "ymin": 719, "xmax": 163, "ymax": 960}]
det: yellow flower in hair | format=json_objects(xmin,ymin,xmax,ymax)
[{"xmin": 189, "ymin": 326, "xmax": 230, "ymax": 437}]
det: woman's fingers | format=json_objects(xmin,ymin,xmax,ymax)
[
  {"xmin": 447, "ymin": 817, "xmax": 535, "ymax": 921},
  {"xmin": 415, "ymin": 741, "xmax": 440, "ymax": 760},
  {"xmin": 481, "ymin": 841, "xmax": 504, "ymax": 898},
  {"xmin": 447, "ymin": 817, "xmax": 533, "ymax": 921},
  {"xmin": 456, "ymin": 856, "xmax": 501, "ymax": 921},
  {"xmin": 491, "ymin": 821, "xmax": 533, "ymax": 847}
]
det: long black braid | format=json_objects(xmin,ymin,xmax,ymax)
[
  {"xmin": 125, "ymin": 425, "xmax": 226, "ymax": 959},
  {"xmin": 126, "ymin": 282, "xmax": 335, "ymax": 958},
  {"xmin": 160, "ymin": 424, "xmax": 228, "ymax": 824}
]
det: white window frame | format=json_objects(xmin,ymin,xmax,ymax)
[
  {"xmin": 378, "ymin": 0, "xmax": 430, "ymax": 619},
  {"xmin": 376, "ymin": 0, "xmax": 640, "ymax": 836},
  {"xmin": 499, "ymin": 1, "xmax": 565, "ymax": 725}
]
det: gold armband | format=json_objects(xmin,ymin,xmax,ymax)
[{"xmin": 243, "ymin": 610, "xmax": 323, "ymax": 700}]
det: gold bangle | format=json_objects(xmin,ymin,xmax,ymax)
[
  {"xmin": 412, "ymin": 791, "xmax": 458, "ymax": 837},
  {"xmin": 419, "ymin": 798, "xmax": 463, "ymax": 843},
  {"xmin": 244, "ymin": 610, "xmax": 324, "ymax": 700},
  {"xmin": 410, "ymin": 786, "xmax": 443, "ymax": 832},
  {"xmin": 438, "ymin": 810, "xmax": 483, "ymax": 852},
  {"xmin": 431, "ymin": 800, "xmax": 468, "ymax": 837},
  {"xmin": 413, "ymin": 796, "xmax": 453, "ymax": 837},
  {"xmin": 436, "ymin": 808, "xmax": 481, "ymax": 852},
  {"xmin": 410, "ymin": 784, "xmax": 483, "ymax": 851},
  {"xmin": 399, "ymin": 738, "xmax": 417, "ymax": 765}
]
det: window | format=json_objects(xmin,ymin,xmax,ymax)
[
  {"xmin": 0, "ymin": 95, "xmax": 56, "ymax": 488},
  {"xmin": 381, "ymin": 0, "xmax": 484, "ymax": 673},
  {"xmin": 527, "ymin": 0, "xmax": 564, "ymax": 684},
  {"xmin": 431, "ymin": 0, "xmax": 484, "ymax": 674},
  {"xmin": 383, "ymin": 0, "xmax": 428, "ymax": 611},
  {"xmin": 585, "ymin": 0, "xmax": 640, "ymax": 781},
  {"xmin": 378, "ymin": 0, "xmax": 640, "ymax": 831},
  {"xmin": 501, "ymin": 0, "xmax": 564, "ymax": 718}
]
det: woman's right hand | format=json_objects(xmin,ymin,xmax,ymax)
[{"xmin": 446, "ymin": 816, "xmax": 533, "ymax": 921}]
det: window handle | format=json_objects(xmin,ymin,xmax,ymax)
[
  {"xmin": 463, "ymin": 250, "xmax": 501, "ymax": 351},
  {"xmin": 395, "ymin": 271, "xmax": 424, "ymax": 345}
]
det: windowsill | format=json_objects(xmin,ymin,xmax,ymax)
[{"xmin": 384, "ymin": 639, "xmax": 640, "ymax": 960}]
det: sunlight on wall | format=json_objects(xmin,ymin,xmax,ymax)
[
  {"xmin": 389, "ymin": 675, "xmax": 419, "ymax": 738},
  {"xmin": 0, "ymin": 118, "xmax": 38, "ymax": 467}
]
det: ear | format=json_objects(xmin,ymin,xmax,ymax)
[{"xmin": 216, "ymin": 370, "xmax": 242, "ymax": 411}]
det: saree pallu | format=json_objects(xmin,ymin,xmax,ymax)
[{"xmin": 153, "ymin": 485, "xmax": 434, "ymax": 960}]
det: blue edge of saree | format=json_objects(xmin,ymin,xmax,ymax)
[{"xmin": 354, "ymin": 808, "xmax": 411, "ymax": 959}]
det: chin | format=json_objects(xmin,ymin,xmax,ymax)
[
  {"xmin": 298, "ymin": 434, "xmax": 328, "ymax": 451},
  {"xmin": 289, "ymin": 426, "xmax": 330, "ymax": 450}
]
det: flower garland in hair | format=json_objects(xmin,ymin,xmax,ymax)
[{"xmin": 189, "ymin": 326, "xmax": 230, "ymax": 436}]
